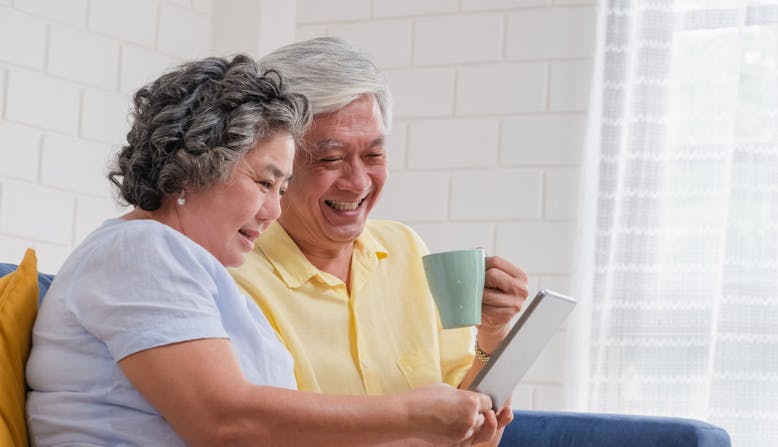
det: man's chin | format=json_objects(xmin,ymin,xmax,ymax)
[{"xmin": 324, "ymin": 224, "xmax": 366, "ymax": 244}]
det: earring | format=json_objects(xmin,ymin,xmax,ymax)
[{"xmin": 176, "ymin": 191, "xmax": 186, "ymax": 206}]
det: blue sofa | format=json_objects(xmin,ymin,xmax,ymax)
[
  {"xmin": 502, "ymin": 410, "xmax": 730, "ymax": 446},
  {"xmin": 0, "ymin": 262, "xmax": 731, "ymax": 446}
]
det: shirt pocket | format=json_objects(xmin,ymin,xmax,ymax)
[{"xmin": 396, "ymin": 348, "xmax": 443, "ymax": 390}]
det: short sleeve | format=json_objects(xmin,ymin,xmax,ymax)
[
  {"xmin": 439, "ymin": 326, "xmax": 476, "ymax": 386},
  {"xmin": 387, "ymin": 222, "xmax": 476, "ymax": 387},
  {"xmin": 66, "ymin": 223, "xmax": 229, "ymax": 362}
]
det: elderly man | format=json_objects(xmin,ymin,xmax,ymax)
[{"xmin": 231, "ymin": 37, "xmax": 528, "ymax": 442}]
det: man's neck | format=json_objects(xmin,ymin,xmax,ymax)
[{"xmin": 279, "ymin": 222, "xmax": 355, "ymax": 287}]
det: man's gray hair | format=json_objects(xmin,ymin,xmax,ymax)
[{"xmin": 259, "ymin": 37, "xmax": 393, "ymax": 131}]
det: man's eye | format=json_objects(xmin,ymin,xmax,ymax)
[
  {"xmin": 320, "ymin": 157, "xmax": 341, "ymax": 163},
  {"xmin": 257, "ymin": 180, "xmax": 273, "ymax": 189}
]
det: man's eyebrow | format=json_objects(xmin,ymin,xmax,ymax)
[
  {"xmin": 370, "ymin": 136, "xmax": 385, "ymax": 147},
  {"xmin": 314, "ymin": 136, "xmax": 386, "ymax": 150},
  {"xmin": 314, "ymin": 139, "xmax": 344, "ymax": 150}
]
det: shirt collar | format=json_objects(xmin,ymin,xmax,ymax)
[{"xmin": 256, "ymin": 221, "xmax": 389, "ymax": 289}]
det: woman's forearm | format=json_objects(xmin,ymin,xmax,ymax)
[{"xmin": 120, "ymin": 338, "xmax": 491, "ymax": 447}]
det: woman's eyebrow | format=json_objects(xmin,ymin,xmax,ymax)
[{"xmin": 262, "ymin": 163, "xmax": 291, "ymax": 181}]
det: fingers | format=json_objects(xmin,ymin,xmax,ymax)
[
  {"xmin": 496, "ymin": 406, "xmax": 514, "ymax": 428},
  {"xmin": 484, "ymin": 260, "xmax": 528, "ymax": 301},
  {"xmin": 485, "ymin": 256, "xmax": 528, "ymax": 282},
  {"xmin": 463, "ymin": 412, "xmax": 486, "ymax": 440},
  {"xmin": 480, "ymin": 257, "xmax": 529, "ymax": 336},
  {"xmin": 473, "ymin": 391, "xmax": 493, "ymax": 413},
  {"xmin": 470, "ymin": 410, "xmax": 498, "ymax": 444}
]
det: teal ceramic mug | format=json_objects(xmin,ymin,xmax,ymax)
[{"xmin": 422, "ymin": 248, "xmax": 486, "ymax": 329}]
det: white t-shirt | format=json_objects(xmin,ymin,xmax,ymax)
[{"xmin": 26, "ymin": 218, "xmax": 296, "ymax": 446}]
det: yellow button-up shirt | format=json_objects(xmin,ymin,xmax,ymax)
[{"xmin": 230, "ymin": 220, "xmax": 475, "ymax": 395}]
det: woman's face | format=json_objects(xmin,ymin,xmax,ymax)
[{"xmin": 178, "ymin": 132, "xmax": 295, "ymax": 267}]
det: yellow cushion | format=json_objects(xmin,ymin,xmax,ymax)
[{"xmin": 0, "ymin": 249, "xmax": 39, "ymax": 447}]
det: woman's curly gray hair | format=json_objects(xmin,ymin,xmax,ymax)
[{"xmin": 108, "ymin": 54, "xmax": 311, "ymax": 211}]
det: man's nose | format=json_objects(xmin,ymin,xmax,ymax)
[{"xmin": 339, "ymin": 161, "xmax": 371, "ymax": 192}]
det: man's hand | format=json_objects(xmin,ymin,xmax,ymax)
[{"xmin": 477, "ymin": 256, "xmax": 529, "ymax": 353}]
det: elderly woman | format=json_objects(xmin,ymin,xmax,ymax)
[{"xmin": 25, "ymin": 55, "xmax": 496, "ymax": 447}]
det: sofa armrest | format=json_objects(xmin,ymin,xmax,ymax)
[{"xmin": 499, "ymin": 410, "xmax": 731, "ymax": 447}]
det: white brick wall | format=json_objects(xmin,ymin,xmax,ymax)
[
  {"xmin": 373, "ymin": 0, "xmax": 458, "ymax": 18},
  {"xmin": 462, "ymin": 0, "xmax": 548, "ymax": 11},
  {"xmin": 372, "ymin": 172, "xmax": 450, "ymax": 221},
  {"xmin": 327, "ymin": 20, "xmax": 412, "ymax": 68},
  {"xmin": 81, "ymin": 89, "xmax": 132, "ymax": 145},
  {"xmin": 6, "ymin": 71, "xmax": 81, "ymax": 134},
  {"xmin": 385, "ymin": 121, "xmax": 408, "ymax": 170},
  {"xmin": 119, "ymin": 45, "xmax": 178, "ymax": 94},
  {"xmin": 407, "ymin": 118, "xmax": 499, "ymax": 169},
  {"xmin": 0, "ymin": 0, "xmax": 596, "ymax": 415},
  {"xmin": 385, "ymin": 67, "xmax": 456, "ymax": 117},
  {"xmin": 14, "ymin": 0, "xmax": 88, "ymax": 27},
  {"xmin": 297, "ymin": 0, "xmax": 369, "ymax": 23},
  {"xmin": 450, "ymin": 170, "xmax": 542, "ymax": 220},
  {"xmin": 48, "ymin": 24, "xmax": 120, "ymax": 89},
  {"xmin": 501, "ymin": 114, "xmax": 586, "ymax": 165},
  {"xmin": 457, "ymin": 63, "xmax": 547, "ymax": 115},
  {"xmin": 506, "ymin": 7, "xmax": 596, "ymax": 60},
  {"xmin": 0, "ymin": 123, "xmax": 41, "ymax": 181},
  {"xmin": 414, "ymin": 14, "xmax": 503, "ymax": 65},
  {"xmin": 0, "ymin": 9, "xmax": 47, "ymax": 69},
  {"xmin": 40, "ymin": 134, "xmax": 115, "ymax": 196},
  {"xmin": 0, "ymin": 180, "xmax": 75, "ymax": 245},
  {"xmin": 549, "ymin": 59, "xmax": 593, "ymax": 111},
  {"xmin": 158, "ymin": 3, "xmax": 211, "ymax": 59},
  {"xmin": 0, "ymin": 1, "xmax": 213, "ymax": 268},
  {"xmin": 88, "ymin": 0, "xmax": 157, "ymax": 47},
  {"xmin": 296, "ymin": 0, "xmax": 596, "ymax": 411}
]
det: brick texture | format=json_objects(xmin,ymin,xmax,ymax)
[
  {"xmin": 291, "ymin": 1, "xmax": 595, "ymax": 412},
  {"xmin": 0, "ymin": 0, "xmax": 596, "ymax": 415},
  {"xmin": 1, "ymin": 0, "xmax": 214, "ymax": 267}
]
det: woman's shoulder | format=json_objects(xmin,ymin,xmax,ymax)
[
  {"xmin": 90, "ymin": 218, "xmax": 202, "ymax": 254},
  {"xmin": 67, "ymin": 218, "xmax": 221, "ymax": 277}
]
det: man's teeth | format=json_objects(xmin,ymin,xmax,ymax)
[{"xmin": 326, "ymin": 200, "xmax": 360, "ymax": 211}]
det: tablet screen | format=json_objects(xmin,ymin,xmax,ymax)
[{"xmin": 467, "ymin": 289, "xmax": 576, "ymax": 409}]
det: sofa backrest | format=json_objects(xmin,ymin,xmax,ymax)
[{"xmin": 0, "ymin": 263, "xmax": 54, "ymax": 305}]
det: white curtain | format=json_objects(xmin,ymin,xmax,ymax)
[{"xmin": 582, "ymin": 1, "xmax": 778, "ymax": 445}]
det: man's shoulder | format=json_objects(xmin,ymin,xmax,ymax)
[
  {"xmin": 366, "ymin": 219, "xmax": 415, "ymax": 239},
  {"xmin": 364, "ymin": 220, "xmax": 428, "ymax": 253}
]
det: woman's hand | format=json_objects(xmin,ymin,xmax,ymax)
[{"xmin": 405, "ymin": 384, "xmax": 497, "ymax": 445}]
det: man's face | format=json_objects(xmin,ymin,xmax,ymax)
[{"xmin": 278, "ymin": 94, "xmax": 387, "ymax": 250}]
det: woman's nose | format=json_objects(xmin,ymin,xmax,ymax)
[{"xmin": 257, "ymin": 192, "xmax": 282, "ymax": 222}]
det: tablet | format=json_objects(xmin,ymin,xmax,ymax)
[{"xmin": 467, "ymin": 289, "xmax": 576, "ymax": 410}]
